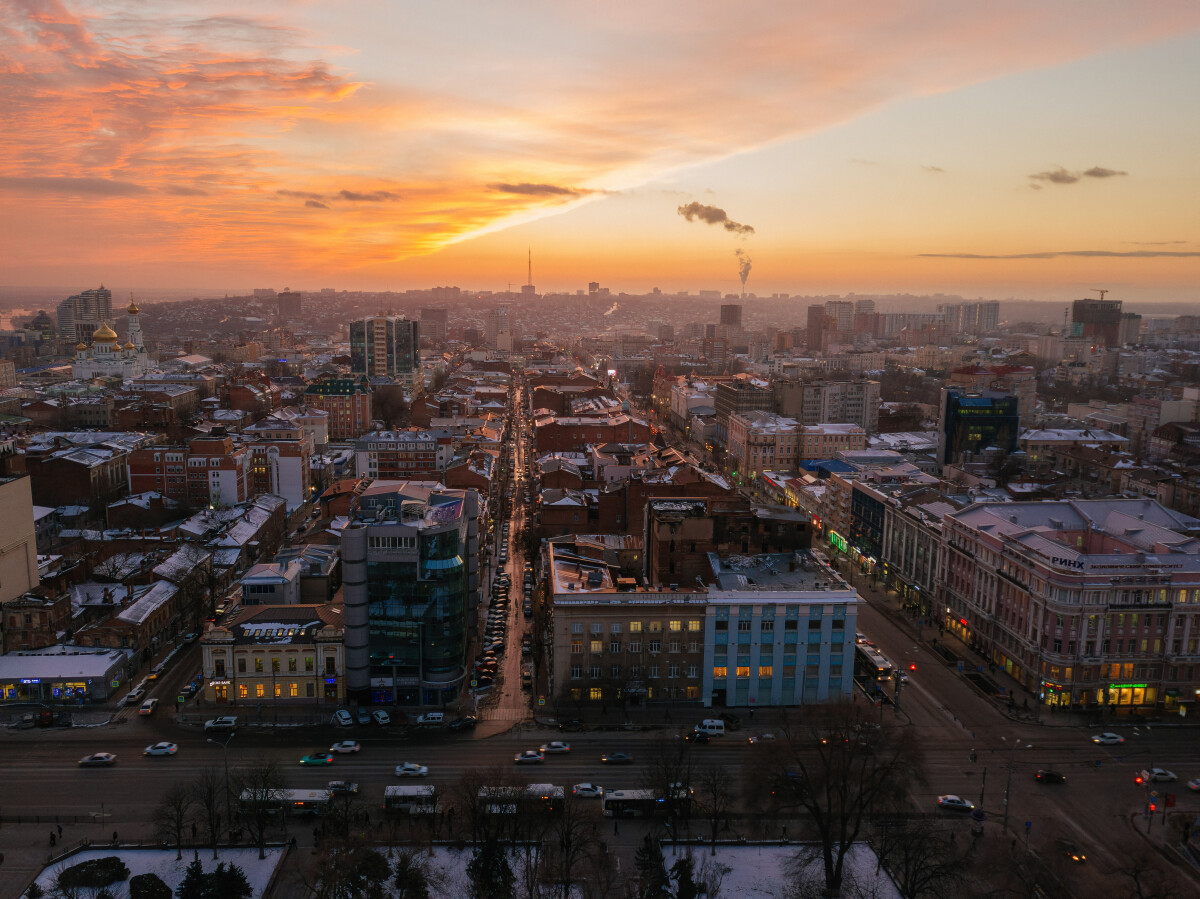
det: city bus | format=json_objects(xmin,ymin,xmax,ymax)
[
  {"xmin": 477, "ymin": 784, "xmax": 564, "ymax": 815},
  {"xmin": 238, "ymin": 788, "xmax": 332, "ymax": 817},
  {"xmin": 853, "ymin": 643, "xmax": 894, "ymax": 689},
  {"xmin": 384, "ymin": 785, "xmax": 439, "ymax": 815},
  {"xmin": 601, "ymin": 789, "xmax": 673, "ymax": 818}
]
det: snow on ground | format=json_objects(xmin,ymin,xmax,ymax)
[{"xmin": 31, "ymin": 846, "xmax": 285, "ymax": 898}]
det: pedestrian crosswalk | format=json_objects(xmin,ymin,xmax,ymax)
[{"xmin": 479, "ymin": 708, "xmax": 531, "ymax": 721}]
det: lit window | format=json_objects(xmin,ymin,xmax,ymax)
[
  {"xmin": 736, "ymin": 666, "xmax": 750, "ymax": 678},
  {"xmin": 688, "ymin": 620, "xmax": 702, "ymax": 632},
  {"xmin": 237, "ymin": 684, "xmax": 248, "ymax": 699},
  {"xmin": 255, "ymin": 683, "xmax": 265, "ymax": 698},
  {"xmin": 589, "ymin": 687, "xmax": 603, "ymax": 701},
  {"xmin": 713, "ymin": 666, "xmax": 728, "ymax": 678},
  {"xmin": 629, "ymin": 621, "xmax": 643, "ymax": 633},
  {"xmin": 590, "ymin": 640, "xmax": 603, "ymax": 653},
  {"xmin": 669, "ymin": 620, "xmax": 682, "ymax": 632},
  {"xmin": 759, "ymin": 665, "xmax": 773, "ymax": 677},
  {"xmin": 255, "ymin": 658, "xmax": 264, "ymax": 673},
  {"xmin": 571, "ymin": 640, "xmax": 583, "ymax": 654},
  {"xmin": 289, "ymin": 682, "xmax": 298, "ymax": 697}
]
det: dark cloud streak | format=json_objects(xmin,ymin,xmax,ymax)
[
  {"xmin": 489, "ymin": 182, "xmax": 592, "ymax": 197},
  {"xmin": 0, "ymin": 176, "xmax": 148, "ymax": 195},
  {"xmin": 1029, "ymin": 165, "xmax": 1127, "ymax": 185},
  {"xmin": 305, "ymin": 199, "xmax": 328, "ymax": 208},
  {"xmin": 338, "ymin": 189, "xmax": 400, "ymax": 202},
  {"xmin": 919, "ymin": 249, "xmax": 1200, "ymax": 259}
]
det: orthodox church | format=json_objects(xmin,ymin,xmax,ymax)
[{"xmin": 71, "ymin": 299, "xmax": 153, "ymax": 379}]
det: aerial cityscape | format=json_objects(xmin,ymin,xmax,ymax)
[{"xmin": 2, "ymin": 2, "xmax": 1200, "ymax": 898}]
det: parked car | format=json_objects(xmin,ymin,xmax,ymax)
[
  {"xmin": 356, "ymin": 707, "xmax": 372, "ymax": 726},
  {"xmin": 718, "ymin": 713, "xmax": 742, "ymax": 731},
  {"xmin": 79, "ymin": 752, "xmax": 117, "ymax": 767},
  {"xmin": 143, "ymin": 743, "xmax": 177, "ymax": 757},
  {"xmin": 395, "ymin": 762, "xmax": 429, "ymax": 777},
  {"xmin": 416, "ymin": 712, "xmax": 444, "ymax": 726},
  {"xmin": 334, "ymin": 709, "xmax": 353, "ymax": 727},
  {"xmin": 448, "ymin": 716, "xmax": 477, "ymax": 730},
  {"xmin": 204, "ymin": 716, "xmax": 237, "ymax": 733},
  {"xmin": 936, "ymin": 795, "xmax": 974, "ymax": 813},
  {"xmin": 683, "ymin": 731, "xmax": 710, "ymax": 744},
  {"xmin": 330, "ymin": 741, "xmax": 361, "ymax": 754},
  {"xmin": 371, "ymin": 709, "xmax": 392, "ymax": 726}
]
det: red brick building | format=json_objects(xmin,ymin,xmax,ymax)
[
  {"xmin": 533, "ymin": 414, "xmax": 652, "ymax": 454},
  {"xmin": 127, "ymin": 432, "xmax": 250, "ymax": 507},
  {"xmin": 304, "ymin": 377, "xmax": 373, "ymax": 440}
]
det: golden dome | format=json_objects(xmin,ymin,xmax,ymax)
[
  {"xmin": 123, "ymin": 342, "xmax": 135, "ymax": 350},
  {"xmin": 92, "ymin": 321, "xmax": 118, "ymax": 342},
  {"xmin": 127, "ymin": 301, "xmax": 139, "ymax": 314},
  {"xmin": 76, "ymin": 342, "xmax": 87, "ymax": 351}
]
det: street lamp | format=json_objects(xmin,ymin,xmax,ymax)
[{"xmin": 207, "ymin": 732, "xmax": 235, "ymax": 834}]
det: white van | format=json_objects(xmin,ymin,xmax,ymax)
[
  {"xmin": 416, "ymin": 712, "xmax": 444, "ymax": 726},
  {"xmin": 695, "ymin": 719, "xmax": 725, "ymax": 737}
]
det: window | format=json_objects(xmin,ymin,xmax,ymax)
[
  {"xmin": 288, "ymin": 658, "xmax": 297, "ymax": 672},
  {"xmin": 761, "ymin": 620, "xmax": 774, "ymax": 632},
  {"xmin": 324, "ymin": 657, "xmax": 336, "ymax": 675},
  {"xmin": 648, "ymin": 665, "xmax": 659, "ymax": 679},
  {"xmin": 629, "ymin": 640, "xmax": 641, "ymax": 653},
  {"xmin": 306, "ymin": 683, "xmax": 315, "ymax": 697},
  {"xmin": 649, "ymin": 621, "xmax": 662, "ymax": 633},
  {"xmin": 688, "ymin": 641, "xmax": 700, "ymax": 653},
  {"xmin": 669, "ymin": 620, "xmax": 682, "ymax": 632},
  {"xmin": 271, "ymin": 658, "xmax": 280, "ymax": 673},
  {"xmin": 238, "ymin": 684, "xmax": 248, "ymax": 699},
  {"xmin": 611, "ymin": 665, "xmax": 621, "ymax": 677},
  {"xmin": 610, "ymin": 622, "xmax": 622, "ymax": 634},
  {"xmin": 629, "ymin": 665, "xmax": 640, "ymax": 678},
  {"xmin": 630, "ymin": 621, "xmax": 642, "ymax": 633},
  {"xmin": 305, "ymin": 657, "xmax": 314, "ymax": 671},
  {"xmin": 649, "ymin": 640, "xmax": 661, "ymax": 654},
  {"xmin": 715, "ymin": 621, "xmax": 728, "ymax": 631},
  {"xmin": 610, "ymin": 640, "xmax": 622, "ymax": 653},
  {"xmin": 255, "ymin": 683, "xmax": 265, "ymax": 698},
  {"xmin": 669, "ymin": 641, "xmax": 680, "ymax": 653},
  {"xmin": 570, "ymin": 665, "xmax": 582, "ymax": 679},
  {"xmin": 237, "ymin": 658, "xmax": 246, "ymax": 673},
  {"xmin": 736, "ymin": 666, "xmax": 750, "ymax": 678},
  {"xmin": 571, "ymin": 640, "xmax": 583, "ymax": 654},
  {"xmin": 688, "ymin": 620, "xmax": 702, "ymax": 632},
  {"xmin": 668, "ymin": 665, "xmax": 680, "ymax": 678},
  {"xmin": 759, "ymin": 665, "xmax": 773, "ymax": 677},
  {"xmin": 589, "ymin": 687, "xmax": 602, "ymax": 700},
  {"xmin": 590, "ymin": 666, "xmax": 602, "ymax": 679},
  {"xmin": 571, "ymin": 622, "xmax": 583, "ymax": 634},
  {"xmin": 254, "ymin": 658, "xmax": 264, "ymax": 673},
  {"xmin": 590, "ymin": 640, "xmax": 603, "ymax": 654},
  {"xmin": 590, "ymin": 623, "xmax": 603, "ymax": 634},
  {"xmin": 738, "ymin": 620, "xmax": 752, "ymax": 632},
  {"xmin": 687, "ymin": 665, "xmax": 698, "ymax": 678},
  {"xmin": 274, "ymin": 682, "xmax": 282, "ymax": 698}
]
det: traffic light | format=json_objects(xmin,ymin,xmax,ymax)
[
  {"xmin": 1149, "ymin": 800, "xmax": 1157, "ymax": 812},
  {"xmin": 1135, "ymin": 774, "xmax": 1144, "ymax": 785}
]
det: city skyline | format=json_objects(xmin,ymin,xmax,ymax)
[{"xmin": 2, "ymin": 2, "xmax": 1199, "ymax": 301}]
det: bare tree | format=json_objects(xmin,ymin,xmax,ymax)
[
  {"xmin": 230, "ymin": 758, "xmax": 288, "ymax": 859},
  {"xmin": 874, "ymin": 819, "xmax": 964, "ymax": 899},
  {"xmin": 1110, "ymin": 845, "xmax": 1195, "ymax": 899},
  {"xmin": 640, "ymin": 735, "xmax": 697, "ymax": 837},
  {"xmin": 190, "ymin": 767, "xmax": 225, "ymax": 859},
  {"xmin": 154, "ymin": 783, "xmax": 195, "ymax": 860},
  {"xmin": 694, "ymin": 764, "xmax": 736, "ymax": 856},
  {"xmin": 768, "ymin": 703, "xmax": 918, "ymax": 898},
  {"xmin": 543, "ymin": 796, "xmax": 599, "ymax": 899}
]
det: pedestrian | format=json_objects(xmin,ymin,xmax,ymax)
[
  {"xmin": 49, "ymin": 832, "xmax": 56, "ymax": 847},
  {"xmin": 57, "ymin": 823, "xmax": 63, "ymax": 838},
  {"xmin": 112, "ymin": 831, "xmax": 118, "ymax": 845},
  {"xmin": 290, "ymin": 836, "xmax": 297, "ymax": 850}
]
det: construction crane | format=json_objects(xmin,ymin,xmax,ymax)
[{"xmin": 1090, "ymin": 288, "xmax": 1108, "ymax": 301}]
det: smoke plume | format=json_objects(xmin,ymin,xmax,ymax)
[
  {"xmin": 735, "ymin": 248, "xmax": 752, "ymax": 292},
  {"xmin": 603, "ymin": 303, "xmax": 619, "ymax": 316},
  {"xmin": 677, "ymin": 201, "xmax": 754, "ymax": 235}
]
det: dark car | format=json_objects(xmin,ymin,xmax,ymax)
[
  {"xmin": 448, "ymin": 716, "xmax": 477, "ymax": 731},
  {"xmin": 719, "ymin": 713, "xmax": 742, "ymax": 731},
  {"xmin": 1055, "ymin": 839, "xmax": 1087, "ymax": 863},
  {"xmin": 601, "ymin": 752, "xmax": 634, "ymax": 765},
  {"xmin": 683, "ymin": 731, "xmax": 710, "ymax": 744},
  {"xmin": 1035, "ymin": 769, "xmax": 1067, "ymax": 784},
  {"xmin": 558, "ymin": 718, "xmax": 584, "ymax": 732}
]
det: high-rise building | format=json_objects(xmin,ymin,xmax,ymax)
[
  {"xmin": 719, "ymin": 304, "xmax": 743, "ymax": 328},
  {"xmin": 1071, "ymin": 299, "xmax": 1123, "ymax": 346},
  {"xmin": 419, "ymin": 307, "xmax": 449, "ymax": 341},
  {"xmin": 824, "ymin": 300, "xmax": 854, "ymax": 332},
  {"xmin": 56, "ymin": 286, "xmax": 113, "ymax": 344},
  {"xmin": 774, "ymin": 379, "xmax": 881, "ymax": 433},
  {"xmin": 277, "ymin": 291, "xmax": 303, "ymax": 320},
  {"xmin": 485, "ymin": 305, "xmax": 510, "ymax": 348},
  {"xmin": 853, "ymin": 299, "xmax": 876, "ymax": 316},
  {"xmin": 806, "ymin": 305, "xmax": 829, "ymax": 351},
  {"xmin": 350, "ymin": 316, "xmax": 420, "ymax": 387},
  {"xmin": 340, "ymin": 482, "xmax": 480, "ymax": 706},
  {"xmin": 936, "ymin": 388, "xmax": 1020, "ymax": 471}
]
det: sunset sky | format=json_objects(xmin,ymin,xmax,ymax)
[{"xmin": 2, "ymin": 1, "xmax": 1199, "ymax": 302}]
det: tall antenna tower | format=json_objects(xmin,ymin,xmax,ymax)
[{"xmin": 526, "ymin": 248, "xmax": 532, "ymax": 288}]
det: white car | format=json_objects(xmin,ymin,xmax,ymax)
[
  {"xmin": 143, "ymin": 742, "xmax": 178, "ymax": 757},
  {"xmin": 572, "ymin": 783, "xmax": 604, "ymax": 799},
  {"xmin": 1091, "ymin": 732, "xmax": 1124, "ymax": 745},
  {"xmin": 539, "ymin": 741, "xmax": 571, "ymax": 754},
  {"xmin": 514, "ymin": 750, "xmax": 545, "ymax": 764},
  {"xmin": 1138, "ymin": 768, "xmax": 1177, "ymax": 783},
  {"xmin": 1187, "ymin": 778, "xmax": 1200, "ymax": 792},
  {"xmin": 334, "ymin": 709, "xmax": 353, "ymax": 727},
  {"xmin": 330, "ymin": 741, "xmax": 361, "ymax": 754},
  {"xmin": 395, "ymin": 762, "xmax": 429, "ymax": 777},
  {"xmin": 936, "ymin": 794, "xmax": 975, "ymax": 812},
  {"xmin": 371, "ymin": 709, "xmax": 392, "ymax": 726},
  {"xmin": 748, "ymin": 733, "xmax": 776, "ymax": 745}
]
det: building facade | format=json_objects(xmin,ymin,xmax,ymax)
[
  {"xmin": 304, "ymin": 377, "xmax": 373, "ymax": 441},
  {"xmin": 351, "ymin": 316, "xmax": 420, "ymax": 387}
]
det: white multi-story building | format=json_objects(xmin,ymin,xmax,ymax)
[
  {"xmin": 937, "ymin": 498, "xmax": 1200, "ymax": 713},
  {"xmin": 727, "ymin": 411, "xmax": 799, "ymax": 478}
]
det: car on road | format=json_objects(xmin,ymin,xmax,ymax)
[
  {"xmin": 558, "ymin": 718, "xmax": 584, "ymax": 732},
  {"xmin": 683, "ymin": 731, "xmax": 710, "ymax": 744},
  {"xmin": 1055, "ymin": 839, "xmax": 1087, "ymax": 863},
  {"xmin": 936, "ymin": 795, "xmax": 975, "ymax": 812},
  {"xmin": 143, "ymin": 743, "xmax": 177, "ymax": 757},
  {"xmin": 448, "ymin": 716, "xmax": 477, "ymax": 730},
  {"xmin": 79, "ymin": 752, "xmax": 117, "ymax": 767},
  {"xmin": 601, "ymin": 752, "xmax": 634, "ymax": 765},
  {"xmin": 182, "ymin": 632, "xmax": 198, "ymax": 644},
  {"xmin": 572, "ymin": 783, "xmax": 605, "ymax": 799},
  {"xmin": 395, "ymin": 762, "xmax": 429, "ymax": 777},
  {"xmin": 124, "ymin": 687, "xmax": 147, "ymax": 706},
  {"xmin": 330, "ymin": 741, "xmax": 361, "ymax": 754},
  {"xmin": 539, "ymin": 741, "xmax": 571, "ymax": 754},
  {"xmin": 1035, "ymin": 770, "xmax": 1067, "ymax": 784},
  {"xmin": 299, "ymin": 752, "xmax": 334, "ymax": 766},
  {"xmin": 371, "ymin": 709, "xmax": 392, "ymax": 726},
  {"xmin": 748, "ymin": 733, "xmax": 776, "ymax": 745},
  {"xmin": 334, "ymin": 709, "xmax": 353, "ymax": 727},
  {"xmin": 138, "ymin": 698, "xmax": 159, "ymax": 716},
  {"xmin": 514, "ymin": 750, "xmax": 545, "ymax": 764},
  {"xmin": 416, "ymin": 712, "xmax": 444, "ymax": 726},
  {"xmin": 203, "ymin": 716, "xmax": 237, "ymax": 733},
  {"xmin": 1188, "ymin": 778, "xmax": 1200, "ymax": 792},
  {"xmin": 719, "ymin": 713, "xmax": 742, "ymax": 731},
  {"xmin": 1091, "ymin": 732, "xmax": 1124, "ymax": 745},
  {"xmin": 328, "ymin": 781, "xmax": 359, "ymax": 795},
  {"xmin": 1137, "ymin": 768, "xmax": 1177, "ymax": 783}
]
